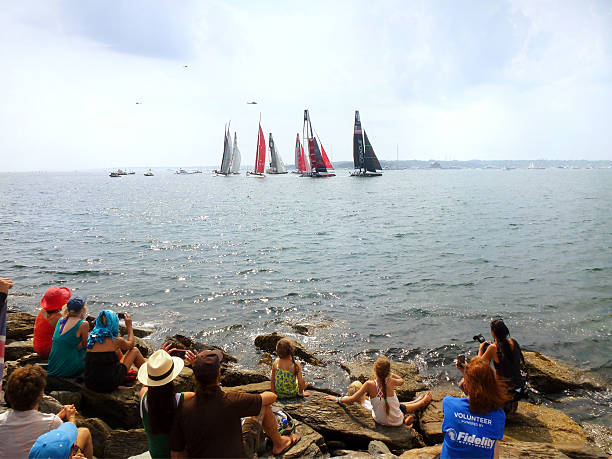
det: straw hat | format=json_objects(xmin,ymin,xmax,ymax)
[{"xmin": 137, "ymin": 349, "xmax": 184, "ymax": 386}]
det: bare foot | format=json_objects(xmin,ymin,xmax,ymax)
[
  {"xmin": 273, "ymin": 433, "xmax": 301, "ymax": 455},
  {"xmin": 404, "ymin": 414, "xmax": 415, "ymax": 427},
  {"xmin": 423, "ymin": 391, "xmax": 433, "ymax": 405},
  {"xmin": 301, "ymin": 391, "xmax": 311, "ymax": 397}
]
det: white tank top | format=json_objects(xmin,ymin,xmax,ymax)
[{"xmin": 370, "ymin": 380, "xmax": 404, "ymax": 426}]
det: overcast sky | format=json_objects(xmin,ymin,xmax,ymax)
[{"xmin": 1, "ymin": 0, "xmax": 611, "ymax": 171}]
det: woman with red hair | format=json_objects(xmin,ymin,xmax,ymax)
[{"xmin": 441, "ymin": 357, "xmax": 512, "ymax": 458}]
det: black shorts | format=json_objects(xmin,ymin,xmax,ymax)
[{"xmin": 242, "ymin": 418, "xmax": 264, "ymax": 458}]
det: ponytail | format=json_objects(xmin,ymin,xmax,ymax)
[{"xmin": 374, "ymin": 356, "xmax": 391, "ymax": 415}]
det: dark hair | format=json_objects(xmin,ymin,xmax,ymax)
[
  {"xmin": 374, "ymin": 356, "xmax": 391, "ymax": 415},
  {"xmin": 6, "ymin": 365, "xmax": 46, "ymax": 411},
  {"xmin": 147, "ymin": 381, "xmax": 176, "ymax": 435},
  {"xmin": 464, "ymin": 357, "xmax": 512, "ymax": 414},
  {"xmin": 276, "ymin": 338, "xmax": 296, "ymax": 369},
  {"xmin": 490, "ymin": 319, "xmax": 513, "ymax": 362}
]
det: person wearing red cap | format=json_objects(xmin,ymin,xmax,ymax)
[
  {"xmin": 170, "ymin": 350, "xmax": 300, "ymax": 458},
  {"xmin": 33, "ymin": 287, "xmax": 71, "ymax": 359}
]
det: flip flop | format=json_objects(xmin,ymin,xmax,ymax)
[{"xmin": 274, "ymin": 433, "xmax": 301, "ymax": 456}]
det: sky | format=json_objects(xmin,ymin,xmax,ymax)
[{"xmin": 1, "ymin": 0, "xmax": 611, "ymax": 171}]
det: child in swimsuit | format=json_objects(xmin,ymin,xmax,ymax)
[{"xmin": 270, "ymin": 338, "xmax": 310, "ymax": 398}]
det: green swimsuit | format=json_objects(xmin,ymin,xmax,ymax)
[{"xmin": 274, "ymin": 358, "xmax": 299, "ymax": 398}]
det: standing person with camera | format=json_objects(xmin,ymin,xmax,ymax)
[
  {"xmin": 84, "ymin": 310, "xmax": 145, "ymax": 392},
  {"xmin": 476, "ymin": 319, "xmax": 526, "ymax": 413}
]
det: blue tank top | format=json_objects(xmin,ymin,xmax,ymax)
[{"xmin": 47, "ymin": 318, "xmax": 86, "ymax": 377}]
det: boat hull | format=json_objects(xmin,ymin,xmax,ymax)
[
  {"xmin": 350, "ymin": 171, "xmax": 382, "ymax": 177},
  {"xmin": 246, "ymin": 172, "xmax": 265, "ymax": 177}
]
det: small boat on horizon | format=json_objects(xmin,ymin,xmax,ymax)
[
  {"xmin": 350, "ymin": 110, "xmax": 382, "ymax": 177},
  {"xmin": 109, "ymin": 172, "xmax": 121, "ymax": 177},
  {"xmin": 303, "ymin": 109, "xmax": 335, "ymax": 178},
  {"xmin": 528, "ymin": 162, "xmax": 545, "ymax": 170},
  {"xmin": 144, "ymin": 169, "xmax": 154, "ymax": 176}
]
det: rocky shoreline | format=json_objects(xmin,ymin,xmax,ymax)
[{"xmin": 2, "ymin": 311, "xmax": 611, "ymax": 458}]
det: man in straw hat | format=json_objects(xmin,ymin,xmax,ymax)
[{"xmin": 170, "ymin": 350, "xmax": 300, "ymax": 458}]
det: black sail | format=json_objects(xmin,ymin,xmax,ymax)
[
  {"xmin": 353, "ymin": 110, "xmax": 364, "ymax": 169},
  {"xmin": 363, "ymin": 130, "xmax": 382, "ymax": 172}
]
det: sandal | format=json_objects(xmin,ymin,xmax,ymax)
[{"xmin": 274, "ymin": 433, "xmax": 301, "ymax": 456}]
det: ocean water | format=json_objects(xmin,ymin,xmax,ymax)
[{"xmin": 1, "ymin": 169, "xmax": 611, "ymax": 423}]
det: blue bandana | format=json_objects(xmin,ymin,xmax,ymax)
[{"xmin": 87, "ymin": 310, "xmax": 119, "ymax": 349}]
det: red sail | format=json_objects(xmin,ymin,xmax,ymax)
[
  {"xmin": 296, "ymin": 135, "xmax": 307, "ymax": 172},
  {"xmin": 255, "ymin": 123, "xmax": 266, "ymax": 174},
  {"xmin": 320, "ymin": 141, "xmax": 334, "ymax": 170}
]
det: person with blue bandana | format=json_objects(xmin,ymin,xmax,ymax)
[
  {"xmin": 84, "ymin": 310, "xmax": 145, "ymax": 392},
  {"xmin": 441, "ymin": 357, "xmax": 512, "ymax": 459}
]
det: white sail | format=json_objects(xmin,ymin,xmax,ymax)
[
  {"xmin": 268, "ymin": 133, "xmax": 287, "ymax": 173},
  {"xmin": 230, "ymin": 132, "xmax": 241, "ymax": 174},
  {"xmin": 220, "ymin": 124, "xmax": 232, "ymax": 174}
]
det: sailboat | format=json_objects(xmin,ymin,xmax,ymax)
[
  {"xmin": 266, "ymin": 133, "xmax": 288, "ymax": 174},
  {"xmin": 247, "ymin": 119, "xmax": 266, "ymax": 177},
  {"xmin": 350, "ymin": 111, "xmax": 382, "ymax": 177},
  {"xmin": 293, "ymin": 134, "xmax": 309, "ymax": 175},
  {"xmin": 303, "ymin": 110, "xmax": 335, "ymax": 178},
  {"xmin": 214, "ymin": 123, "xmax": 233, "ymax": 176},
  {"xmin": 230, "ymin": 133, "xmax": 241, "ymax": 174},
  {"xmin": 144, "ymin": 168, "xmax": 154, "ymax": 176}
]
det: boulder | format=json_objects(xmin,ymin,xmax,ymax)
[
  {"xmin": 133, "ymin": 336, "xmax": 154, "ymax": 358},
  {"xmin": 164, "ymin": 334, "xmax": 237, "ymax": 363},
  {"xmin": 503, "ymin": 402, "xmax": 587, "ymax": 448},
  {"xmin": 498, "ymin": 440, "xmax": 571, "ymax": 458},
  {"xmin": 582, "ymin": 422, "xmax": 612, "ymax": 455},
  {"xmin": 77, "ymin": 417, "xmax": 111, "ymax": 458},
  {"xmin": 104, "ymin": 428, "xmax": 149, "ymax": 458},
  {"xmin": 80, "ymin": 384, "xmax": 143, "ymax": 429},
  {"xmin": 223, "ymin": 381, "xmax": 271, "ymax": 395},
  {"xmin": 173, "ymin": 366, "xmax": 196, "ymax": 393},
  {"xmin": 221, "ymin": 364, "xmax": 270, "ymax": 387},
  {"xmin": 369, "ymin": 439, "xmax": 394, "ymax": 456},
  {"xmin": 5, "ymin": 340, "xmax": 34, "ymax": 361},
  {"xmin": 330, "ymin": 450, "xmax": 371, "ymax": 458},
  {"xmin": 523, "ymin": 352, "xmax": 608, "ymax": 393},
  {"xmin": 291, "ymin": 324, "xmax": 311, "ymax": 335},
  {"xmin": 417, "ymin": 386, "xmax": 463, "ymax": 445},
  {"xmin": 259, "ymin": 420, "xmax": 327, "ymax": 458},
  {"xmin": 399, "ymin": 444, "xmax": 442, "ymax": 459},
  {"xmin": 38, "ymin": 394, "xmax": 63, "ymax": 414},
  {"xmin": 276, "ymin": 390, "xmax": 422, "ymax": 452},
  {"xmin": 341, "ymin": 361, "xmax": 426, "ymax": 400},
  {"xmin": 46, "ymin": 375, "xmax": 85, "ymax": 393},
  {"xmin": 254, "ymin": 332, "xmax": 324, "ymax": 367},
  {"xmin": 6, "ymin": 312, "xmax": 35, "ymax": 340}
]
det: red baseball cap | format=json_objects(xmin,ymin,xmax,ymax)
[{"xmin": 40, "ymin": 287, "xmax": 71, "ymax": 311}]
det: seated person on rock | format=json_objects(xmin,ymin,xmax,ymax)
[
  {"xmin": 138, "ymin": 344, "xmax": 197, "ymax": 459},
  {"xmin": 47, "ymin": 296, "xmax": 90, "ymax": 378},
  {"xmin": 347, "ymin": 380, "xmax": 372, "ymax": 410},
  {"xmin": 84, "ymin": 310, "xmax": 145, "ymax": 392},
  {"xmin": 0, "ymin": 365, "xmax": 93, "ymax": 459},
  {"xmin": 476, "ymin": 318, "xmax": 525, "ymax": 414},
  {"xmin": 33, "ymin": 286, "xmax": 72, "ymax": 359},
  {"xmin": 326, "ymin": 356, "xmax": 432, "ymax": 428},
  {"xmin": 442, "ymin": 356, "xmax": 511, "ymax": 459},
  {"xmin": 170, "ymin": 350, "xmax": 301, "ymax": 458},
  {"xmin": 271, "ymin": 338, "xmax": 310, "ymax": 398}
]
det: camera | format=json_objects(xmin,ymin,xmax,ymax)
[
  {"xmin": 473, "ymin": 333, "xmax": 490, "ymax": 352},
  {"xmin": 117, "ymin": 313, "xmax": 126, "ymax": 320}
]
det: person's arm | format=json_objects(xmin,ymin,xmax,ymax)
[
  {"xmin": 493, "ymin": 441, "xmax": 500, "ymax": 459},
  {"xmin": 296, "ymin": 362, "xmax": 307, "ymax": 393},
  {"xmin": 77, "ymin": 321, "xmax": 89, "ymax": 349},
  {"xmin": 0, "ymin": 277, "xmax": 12, "ymax": 298},
  {"xmin": 389, "ymin": 373, "xmax": 404, "ymax": 387},
  {"xmin": 139, "ymin": 386, "xmax": 148, "ymax": 398},
  {"xmin": 270, "ymin": 360, "xmax": 276, "ymax": 393},
  {"xmin": 260, "ymin": 391, "xmax": 278, "ymax": 406},
  {"xmin": 325, "ymin": 381, "xmax": 370, "ymax": 405},
  {"xmin": 171, "ymin": 451, "xmax": 188, "ymax": 458},
  {"xmin": 479, "ymin": 342, "xmax": 497, "ymax": 363}
]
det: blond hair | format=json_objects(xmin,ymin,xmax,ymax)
[{"xmin": 348, "ymin": 380, "xmax": 366, "ymax": 404}]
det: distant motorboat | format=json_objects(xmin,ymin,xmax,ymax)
[
  {"xmin": 109, "ymin": 172, "xmax": 121, "ymax": 177},
  {"xmin": 144, "ymin": 169, "xmax": 154, "ymax": 176},
  {"xmin": 175, "ymin": 169, "xmax": 190, "ymax": 175}
]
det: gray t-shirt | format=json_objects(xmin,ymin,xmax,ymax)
[{"xmin": 0, "ymin": 409, "xmax": 63, "ymax": 459}]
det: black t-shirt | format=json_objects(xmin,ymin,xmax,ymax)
[{"xmin": 170, "ymin": 387, "xmax": 262, "ymax": 458}]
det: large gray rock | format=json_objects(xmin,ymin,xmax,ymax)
[
  {"xmin": 173, "ymin": 366, "xmax": 195, "ymax": 393},
  {"xmin": 133, "ymin": 336, "xmax": 154, "ymax": 358},
  {"xmin": 498, "ymin": 440, "xmax": 571, "ymax": 458},
  {"xmin": 104, "ymin": 428, "xmax": 149, "ymax": 459},
  {"xmin": 369, "ymin": 439, "xmax": 395, "ymax": 456},
  {"xmin": 254, "ymin": 332, "xmax": 324, "ymax": 367},
  {"xmin": 277, "ymin": 391, "xmax": 422, "ymax": 452},
  {"xmin": 38, "ymin": 394, "xmax": 63, "ymax": 414},
  {"xmin": 341, "ymin": 361, "xmax": 426, "ymax": 400},
  {"xmin": 221, "ymin": 363, "xmax": 270, "ymax": 387},
  {"xmin": 260, "ymin": 421, "xmax": 327, "ymax": 458},
  {"xmin": 77, "ymin": 417, "xmax": 111, "ymax": 458},
  {"xmin": 80, "ymin": 384, "xmax": 142, "ymax": 429},
  {"xmin": 6, "ymin": 312, "xmax": 35, "ymax": 341},
  {"xmin": 418, "ymin": 387, "xmax": 463, "ymax": 444},
  {"xmin": 49, "ymin": 390, "xmax": 82, "ymax": 409},
  {"xmin": 5, "ymin": 340, "xmax": 34, "ymax": 361},
  {"xmin": 523, "ymin": 352, "xmax": 608, "ymax": 393}
]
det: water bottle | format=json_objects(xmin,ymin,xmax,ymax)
[{"xmin": 280, "ymin": 418, "xmax": 289, "ymax": 434}]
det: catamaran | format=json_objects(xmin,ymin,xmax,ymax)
[
  {"xmin": 266, "ymin": 133, "xmax": 288, "ymax": 174},
  {"xmin": 303, "ymin": 110, "xmax": 335, "ymax": 178},
  {"xmin": 294, "ymin": 134, "xmax": 309, "ymax": 175},
  {"xmin": 350, "ymin": 110, "xmax": 382, "ymax": 177},
  {"xmin": 247, "ymin": 119, "xmax": 266, "ymax": 177},
  {"xmin": 214, "ymin": 123, "xmax": 233, "ymax": 176},
  {"xmin": 230, "ymin": 133, "xmax": 241, "ymax": 174}
]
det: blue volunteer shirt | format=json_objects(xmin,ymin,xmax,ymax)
[{"xmin": 441, "ymin": 396, "xmax": 505, "ymax": 459}]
